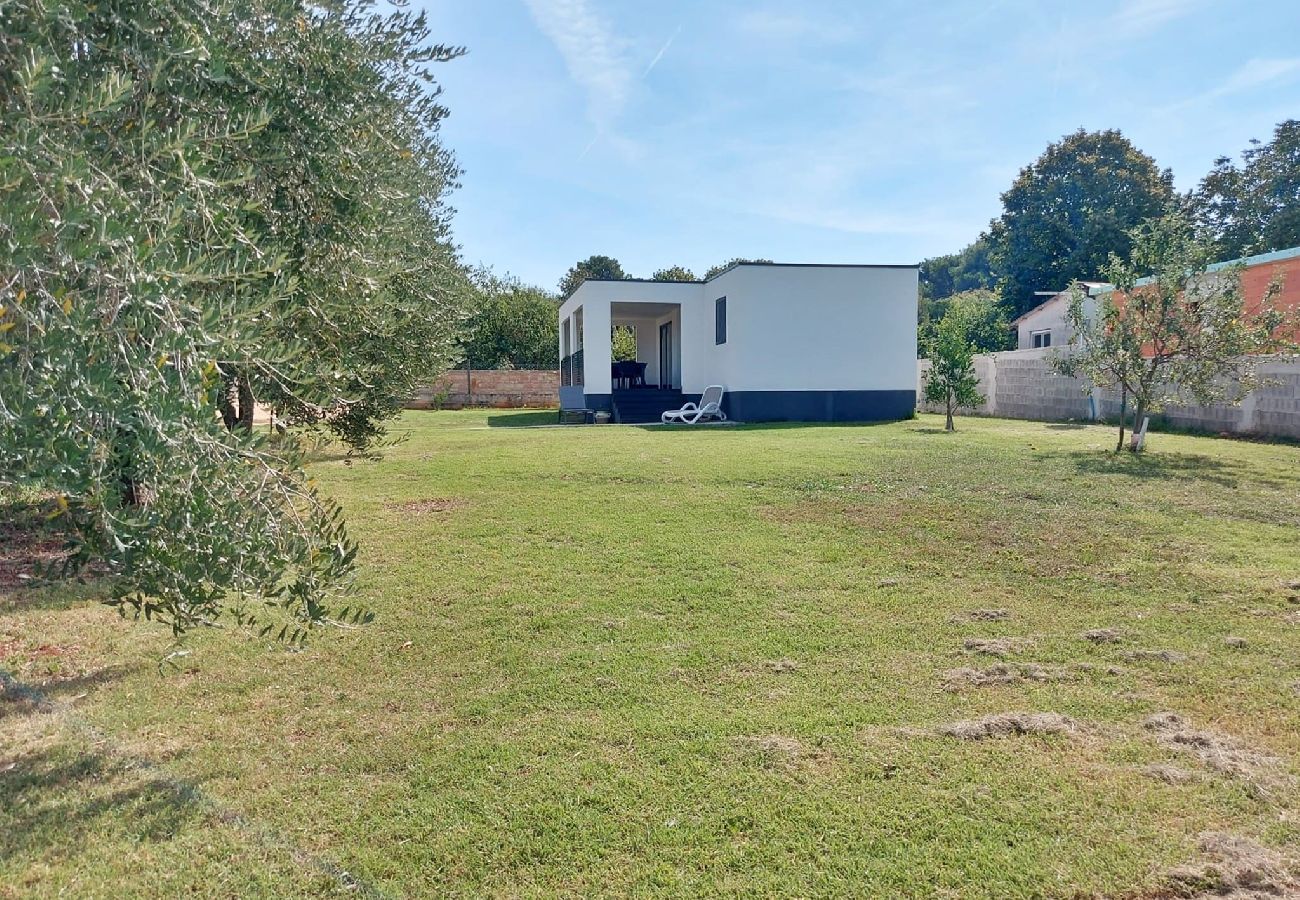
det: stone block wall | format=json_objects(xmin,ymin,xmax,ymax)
[{"xmin": 919, "ymin": 351, "xmax": 1300, "ymax": 439}]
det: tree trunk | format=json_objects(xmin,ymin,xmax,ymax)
[
  {"xmin": 219, "ymin": 374, "xmax": 239, "ymax": 430},
  {"xmin": 236, "ymin": 373, "xmax": 255, "ymax": 432},
  {"xmin": 945, "ymin": 392, "xmax": 955, "ymax": 432},
  {"xmin": 1115, "ymin": 385, "xmax": 1127, "ymax": 453},
  {"xmin": 218, "ymin": 370, "xmax": 255, "ymax": 432},
  {"xmin": 1129, "ymin": 399, "xmax": 1147, "ymax": 453}
]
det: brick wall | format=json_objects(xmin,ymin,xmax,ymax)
[{"xmin": 408, "ymin": 369, "xmax": 559, "ymax": 409}]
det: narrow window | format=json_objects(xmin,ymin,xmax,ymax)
[{"xmin": 715, "ymin": 296, "xmax": 727, "ymax": 345}]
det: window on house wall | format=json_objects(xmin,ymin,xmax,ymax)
[
  {"xmin": 715, "ymin": 297, "xmax": 727, "ymax": 345},
  {"xmin": 1031, "ymin": 329, "xmax": 1051, "ymax": 349}
]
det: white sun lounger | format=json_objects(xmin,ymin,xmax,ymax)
[{"xmin": 661, "ymin": 385, "xmax": 727, "ymax": 424}]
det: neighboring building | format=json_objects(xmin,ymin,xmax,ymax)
[
  {"xmin": 1012, "ymin": 245, "xmax": 1300, "ymax": 352},
  {"xmin": 1010, "ymin": 283, "xmax": 1106, "ymax": 351},
  {"xmin": 1221, "ymin": 245, "xmax": 1300, "ymax": 343},
  {"xmin": 556, "ymin": 262, "xmax": 918, "ymax": 423}
]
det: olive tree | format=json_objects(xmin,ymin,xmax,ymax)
[{"xmin": 0, "ymin": 0, "xmax": 465, "ymax": 639}]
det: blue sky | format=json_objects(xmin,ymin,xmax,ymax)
[{"xmin": 422, "ymin": 0, "xmax": 1300, "ymax": 291}]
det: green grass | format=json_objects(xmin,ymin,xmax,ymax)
[{"xmin": 3, "ymin": 411, "xmax": 1299, "ymax": 898}]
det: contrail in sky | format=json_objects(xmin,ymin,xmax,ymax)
[{"xmin": 643, "ymin": 26, "xmax": 681, "ymax": 78}]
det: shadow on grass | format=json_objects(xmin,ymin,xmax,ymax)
[
  {"xmin": 0, "ymin": 663, "xmax": 201, "ymax": 866},
  {"xmin": 0, "ymin": 579, "xmax": 107, "ymax": 618},
  {"xmin": 2, "ymin": 663, "xmax": 133, "ymax": 716},
  {"xmin": 1047, "ymin": 450, "xmax": 1271, "ymax": 488},
  {"xmin": 1044, "ymin": 423, "xmax": 1090, "ymax": 430},
  {"xmin": 486, "ymin": 411, "xmax": 560, "ymax": 428},
  {"xmin": 0, "ymin": 743, "xmax": 202, "ymax": 864}
]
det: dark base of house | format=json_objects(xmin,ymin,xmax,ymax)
[
  {"xmin": 561, "ymin": 388, "xmax": 916, "ymax": 423},
  {"xmin": 724, "ymin": 390, "xmax": 916, "ymax": 423}
]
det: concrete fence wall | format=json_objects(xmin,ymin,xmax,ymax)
[
  {"xmin": 918, "ymin": 350, "xmax": 1300, "ymax": 439},
  {"xmin": 408, "ymin": 369, "xmax": 559, "ymax": 409}
]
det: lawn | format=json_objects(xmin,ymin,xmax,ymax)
[{"xmin": 3, "ymin": 411, "xmax": 1299, "ymax": 898}]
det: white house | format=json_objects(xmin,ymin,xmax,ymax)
[
  {"xmin": 1010, "ymin": 282, "xmax": 1107, "ymax": 350},
  {"xmin": 557, "ymin": 262, "xmax": 919, "ymax": 423}
]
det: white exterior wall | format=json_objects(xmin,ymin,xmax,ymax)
[
  {"xmin": 1015, "ymin": 296, "xmax": 1068, "ymax": 350},
  {"xmin": 1015, "ymin": 292, "xmax": 1100, "ymax": 350},
  {"xmin": 706, "ymin": 265, "xmax": 918, "ymax": 392}
]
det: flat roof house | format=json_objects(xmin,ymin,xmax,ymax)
[{"xmin": 557, "ymin": 262, "xmax": 919, "ymax": 423}]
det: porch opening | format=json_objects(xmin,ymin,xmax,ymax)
[{"xmin": 610, "ymin": 301, "xmax": 680, "ymax": 390}]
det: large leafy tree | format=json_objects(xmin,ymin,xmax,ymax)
[
  {"xmin": 1055, "ymin": 212, "xmax": 1292, "ymax": 452},
  {"xmin": 208, "ymin": 1, "xmax": 467, "ymax": 451},
  {"xmin": 651, "ymin": 266, "xmax": 697, "ymax": 281},
  {"xmin": 920, "ymin": 238, "xmax": 995, "ymax": 305},
  {"xmin": 989, "ymin": 129, "xmax": 1174, "ymax": 317},
  {"xmin": 461, "ymin": 270, "xmax": 559, "ymax": 369},
  {"xmin": 559, "ymin": 255, "xmax": 627, "ymax": 296},
  {"xmin": 926, "ymin": 290, "xmax": 1011, "ymax": 354},
  {"xmin": 703, "ymin": 258, "xmax": 773, "ymax": 280},
  {"xmin": 0, "ymin": 0, "xmax": 464, "ymax": 638},
  {"xmin": 1187, "ymin": 119, "xmax": 1300, "ymax": 260}
]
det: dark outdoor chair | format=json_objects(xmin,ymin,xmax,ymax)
[{"xmin": 612, "ymin": 361, "xmax": 647, "ymax": 389}]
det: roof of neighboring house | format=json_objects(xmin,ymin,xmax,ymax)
[{"xmin": 1010, "ymin": 282, "xmax": 1107, "ymax": 326}]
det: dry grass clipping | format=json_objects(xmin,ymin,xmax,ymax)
[
  {"xmin": 963, "ymin": 637, "xmax": 1032, "ymax": 658},
  {"xmin": 1143, "ymin": 713, "xmax": 1288, "ymax": 796},
  {"xmin": 965, "ymin": 609, "xmax": 1010, "ymax": 621},
  {"xmin": 1125, "ymin": 649, "xmax": 1187, "ymax": 664},
  {"xmin": 939, "ymin": 712, "xmax": 1077, "ymax": 740},
  {"xmin": 384, "ymin": 498, "xmax": 466, "ymax": 515},
  {"xmin": 1165, "ymin": 832, "xmax": 1299, "ymax": 898},
  {"xmin": 941, "ymin": 663, "xmax": 1068, "ymax": 691},
  {"xmin": 736, "ymin": 734, "xmax": 833, "ymax": 770},
  {"xmin": 1080, "ymin": 628, "xmax": 1122, "ymax": 644},
  {"xmin": 1141, "ymin": 763, "xmax": 1200, "ymax": 785}
]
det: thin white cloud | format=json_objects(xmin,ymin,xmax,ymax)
[
  {"xmin": 734, "ymin": 9, "xmax": 853, "ymax": 44},
  {"xmin": 756, "ymin": 203, "xmax": 962, "ymax": 240},
  {"xmin": 523, "ymin": 0, "xmax": 632, "ymax": 126},
  {"xmin": 1210, "ymin": 57, "xmax": 1300, "ymax": 98},
  {"xmin": 1161, "ymin": 56, "xmax": 1300, "ymax": 113},
  {"xmin": 643, "ymin": 26, "xmax": 681, "ymax": 78},
  {"xmin": 1109, "ymin": 0, "xmax": 1200, "ymax": 37}
]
